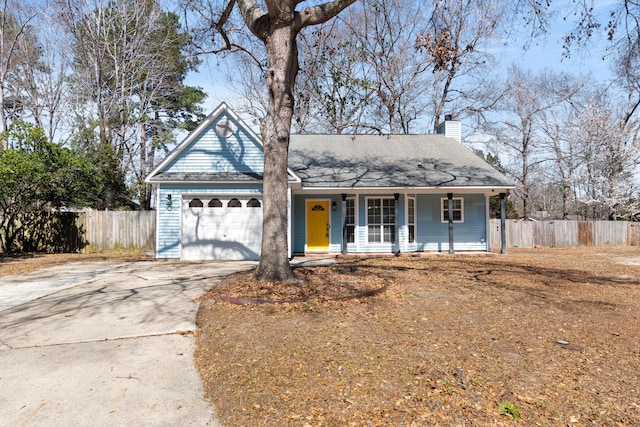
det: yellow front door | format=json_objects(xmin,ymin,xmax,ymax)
[{"xmin": 307, "ymin": 200, "xmax": 330, "ymax": 250}]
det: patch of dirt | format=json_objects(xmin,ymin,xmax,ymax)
[
  {"xmin": 0, "ymin": 252, "xmax": 149, "ymax": 277},
  {"xmin": 195, "ymin": 247, "xmax": 640, "ymax": 426}
]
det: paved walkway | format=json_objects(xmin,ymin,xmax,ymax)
[{"xmin": 0, "ymin": 260, "xmax": 257, "ymax": 426}]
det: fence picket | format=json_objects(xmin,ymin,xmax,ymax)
[{"xmin": 75, "ymin": 211, "xmax": 155, "ymax": 253}]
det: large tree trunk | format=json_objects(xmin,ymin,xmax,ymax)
[
  {"xmin": 233, "ymin": 0, "xmax": 356, "ymax": 282},
  {"xmin": 254, "ymin": 23, "xmax": 298, "ymax": 282}
]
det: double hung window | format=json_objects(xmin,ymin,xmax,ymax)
[
  {"xmin": 407, "ymin": 197, "xmax": 416, "ymax": 243},
  {"xmin": 367, "ymin": 198, "xmax": 395, "ymax": 243},
  {"xmin": 441, "ymin": 197, "xmax": 464, "ymax": 222},
  {"xmin": 345, "ymin": 198, "xmax": 355, "ymax": 243}
]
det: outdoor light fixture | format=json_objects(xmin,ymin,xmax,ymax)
[
  {"xmin": 332, "ymin": 201, "xmax": 337, "ymax": 211},
  {"xmin": 166, "ymin": 193, "xmax": 172, "ymax": 209}
]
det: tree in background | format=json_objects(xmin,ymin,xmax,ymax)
[
  {"xmin": 294, "ymin": 19, "xmax": 374, "ymax": 133},
  {"xmin": 482, "ymin": 152, "xmax": 519, "ymax": 219},
  {"xmin": 483, "ymin": 67, "xmax": 584, "ymax": 219},
  {"xmin": 417, "ymin": 0, "xmax": 505, "ymax": 131},
  {"xmin": 55, "ymin": 0, "xmax": 205, "ymax": 209},
  {"xmin": 0, "ymin": 0, "xmax": 42, "ymax": 144},
  {"xmin": 0, "ymin": 122, "xmax": 99, "ymax": 252},
  {"xmin": 571, "ymin": 100, "xmax": 639, "ymax": 220},
  {"xmin": 350, "ymin": 0, "xmax": 432, "ymax": 134}
]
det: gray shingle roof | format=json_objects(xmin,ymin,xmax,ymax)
[{"xmin": 288, "ymin": 134, "xmax": 514, "ymax": 189}]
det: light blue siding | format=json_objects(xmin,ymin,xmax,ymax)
[
  {"xmin": 292, "ymin": 193, "xmax": 487, "ymax": 254},
  {"xmin": 415, "ymin": 194, "xmax": 487, "ymax": 251},
  {"xmin": 165, "ymin": 113, "xmax": 263, "ymax": 174},
  {"xmin": 292, "ymin": 195, "xmax": 306, "ymax": 253}
]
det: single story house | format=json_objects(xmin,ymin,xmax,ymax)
[{"xmin": 146, "ymin": 102, "xmax": 514, "ymax": 260}]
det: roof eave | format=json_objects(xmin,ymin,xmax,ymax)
[
  {"xmin": 148, "ymin": 179, "xmax": 264, "ymax": 185},
  {"xmin": 293, "ymin": 185, "xmax": 515, "ymax": 194}
]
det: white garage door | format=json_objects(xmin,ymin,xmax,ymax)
[{"xmin": 181, "ymin": 195, "xmax": 262, "ymax": 260}]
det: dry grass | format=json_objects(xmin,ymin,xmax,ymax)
[
  {"xmin": 195, "ymin": 247, "xmax": 640, "ymax": 426},
  {"xmin": 0, "ymin": 251, "xmax": 149, "ymax": 277}
]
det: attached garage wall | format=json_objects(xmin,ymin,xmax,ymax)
[
  {"xmin": 181, "ymin": 195, "xmax": 262, "ymax": 260},
  {"xmin": 156, "ymin": 183, "xmax": 262, "ymax": 259}
]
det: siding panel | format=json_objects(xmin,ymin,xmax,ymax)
[
  {"xmin": 164, "ymin": 114, "xmax": 263, "ymax": 174},
  {"xmin": 416, "ymin": 194, "xmax": 486, "ymax": 251}
]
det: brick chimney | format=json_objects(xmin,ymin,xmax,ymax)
[{"xmin": 436, "ymin": 115, "xmax": 461, "ymax": 144}]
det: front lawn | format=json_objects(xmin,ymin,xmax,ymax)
[{"xmin": 196, "ymin": 247, "xmax": 640, "ymax": 426}]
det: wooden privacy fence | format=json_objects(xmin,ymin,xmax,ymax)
[
  {"xmin": 8, "ymin": 213, "xmax": 636, "ymax": 254},
  {"xmin": 490, "ymin": 219, "xmax": 640, "ymax": 250},
  {"xmin": 76, "ymin": 210, "xmax": 156, "ymax": 252},
  {"xmin": 80, "ymin": 214, "xmax": 637, "ymax": 253}
]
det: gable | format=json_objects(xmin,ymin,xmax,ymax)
[{"xmin": 147, "ymin": 103, "xmax": 264, "ymax": 183}]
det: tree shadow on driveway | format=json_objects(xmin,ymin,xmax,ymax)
[{"xmin": 0, "ymin": 261, "xmax": 255, "ymax": 348}]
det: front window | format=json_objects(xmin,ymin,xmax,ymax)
[
  {"xmin": 346, "ymin": 198, "xmax": 355, "ymax": 243},
  {"xmin": 367, "ymin": 198, "xmax": 395, "ymax": 243},
  {"xmin": 441, "ymin": 197, "xmax": 464, "ymax": 222},
  {"xmin": 408, "ymin": 197, "xmax": 416, "ymax": 243}
]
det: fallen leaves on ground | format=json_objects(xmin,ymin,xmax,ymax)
[
  {"xmin": 0, "ymin": 252, "xmax": 149, "ymax": 277},
  {"xmin": 196, "ymin": 248, "xmax": 640, "ymax": 426}
]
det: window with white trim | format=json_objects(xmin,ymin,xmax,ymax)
[
  {"xmin": 345, "ymin": 198, "xmax": 355, "ymax": 243},
  {"xmin": 441, "ymin": 197, "xmax": 464, "ymax": 222},
  {"xmin": 367, "ymin": 198, "xmax": 395, "ymax": 243},
  {"xmin": 407, "ymin": 197, "xmax": 416, "ymax": 243}
]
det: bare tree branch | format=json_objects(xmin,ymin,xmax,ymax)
[
  {"xmin": 295, "ymin": 0, "xmax": 356, "ymax": 31},
  {"xmin": 236, "ymin": 0, "xmax": 269, "ymax": 40}
]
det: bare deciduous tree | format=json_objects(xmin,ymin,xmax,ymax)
[
  {"xmin": 0, "ymin": 0, "xmax": 41, "ymax": 147},
  {"xmin": 571, "ymin": 98, "xmax": 639, "ymax": 220},
  {"xmin": 55, "ymin": 0, "xmax": 204, "ymax": 208},
  {"xmin": 295, "ymin": 19, "xmax": 374, "ymax": 134},
  {"xmin": 417, "ymin": 0, "xmax": 505, "ymax": 131},
  {"xmin": 184, "ymin": 0, "xmax": 356, "ymax": 282},
  {"xmin": 485, "ymin": 67, "xmax": 583, "ymax": 219}
]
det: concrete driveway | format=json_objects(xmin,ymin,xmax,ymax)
[{"xmin": 0, "ymin": 259, "xmax": 256, "ymax": 426}]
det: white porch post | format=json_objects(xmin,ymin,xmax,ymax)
[{"xmin": 287, "ymin": 187, "xmax": 292, "ymax": 259}]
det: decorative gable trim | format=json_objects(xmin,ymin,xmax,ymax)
[
  {"xmin": 146, "ymin": 102, "xmax": 302, "ymax": 184},
  {"xmin": 148, "ymin": 102, "xmax": 257, "ymax": 182}
]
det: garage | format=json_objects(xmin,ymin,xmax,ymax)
[{"xmin": 181, "ymin": 195, "xmax": 263, "ymax": 260}]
